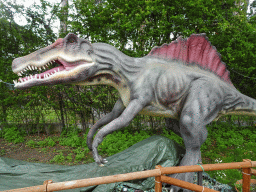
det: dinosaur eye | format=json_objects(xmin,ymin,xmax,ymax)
[
  {"xmin": 69, "ymin": 38, "xmax": 76, "ymax": 43},
  {"xmin": 87, "ymin": 50, "xmax": 93, "ymax": 55}
]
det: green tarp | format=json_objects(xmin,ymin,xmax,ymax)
[{"xmin": 0, "ymin": 135, "xmax": 185, "ymax": 191}]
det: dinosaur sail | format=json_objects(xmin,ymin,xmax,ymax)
[{"xmin": 148, "ymin": 34, "xmax": 233, "ymax": 85}]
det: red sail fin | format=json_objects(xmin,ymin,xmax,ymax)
[{"xmin": 148, "ymin": 33, "xmax": 233, "ymax": 85}]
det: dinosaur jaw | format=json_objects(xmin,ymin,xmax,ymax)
[{"xmin": 12, "ymin": 57, "xmax": 95, "ymax": 89}]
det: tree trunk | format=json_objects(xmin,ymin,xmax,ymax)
[
  {"xmin": 58, "ymin": 92, "xmax": 65, "ymax": 131},
  {"xmin": 59, "ymin": 0, "xmax": 68, "ymax": 36}
]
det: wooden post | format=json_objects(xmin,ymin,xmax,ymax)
[
  {"xmin": 242, "ymin": 159, "xmax": 252, "ymax": 192},
  {"xmin": 155, "ymin": 165, "xmax": 162, "ymax": 192}
]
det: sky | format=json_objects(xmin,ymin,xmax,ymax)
[
  {"xmin": 12, "ymin": 0, "xmax": 60, "ymax": 34},
  {"xmin": 13, "ymin": 0, "xmax": 42, "ymax": 25}
]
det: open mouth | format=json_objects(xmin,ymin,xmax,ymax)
[{"xmin": 13, "ymin": 58, "xmax": 86, "ymax": 86}]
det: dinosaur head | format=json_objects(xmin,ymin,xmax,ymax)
[{"xmin": 12, "ymin": 33, "xmax": 97, "ymax": 89}]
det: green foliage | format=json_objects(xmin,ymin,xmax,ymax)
[
  {"xmin": 26, "ymin": 140, "xmax": 37, "ymax": 148},
  {"xmin": 50, "ymin": 152, "xmax": 65, "ymax": 163},
  {"xmin": 201, "ymin": 122, "xmax": 256, "ymax": 186},
  {"xmin": 26, "ymin": 137, "xmax": 56, "ymax": 148},
  {"xmin": 74, "ymin": 147, "xmax": 86, "ymax": 161},
  {"xmin": 99, "ymin": 129, "xmax": 152, "ymax": 156},
  {"xmin": 45, "ymin": 138, "xmax": 56, "ymax": 147},
  {"xmin": 0, "ymin": 149, "xmax": 6, "ymax": 155},
  {"xmin": 66, "ymin": 153, "xmax": 73, "ymax": 162},
  {"xmin": 70, "ymin": 0, "xmax": 256, "ymax": 98},
  {"xmin": 59, "ymin": 128, "xmax": 83, "ymax": 148},
  {"xmin": 161, "ymin": 128, "xmax": 184, "ymax": 146},
  {"xmin": 3, "ymin": 126, "xmax": 25, "ymax": 143}
]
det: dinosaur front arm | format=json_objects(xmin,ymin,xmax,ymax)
[
  {"xmin": 87, "ymin": 98, "xmax": 125, "ymax": 150},
  {"xmin": 91, "ymin": 99, "xmax": 147, "ymax": 166}
]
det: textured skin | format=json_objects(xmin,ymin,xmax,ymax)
[{"xmin": 12, "ymin": 33, "xmax": 256, "ymax": 192}]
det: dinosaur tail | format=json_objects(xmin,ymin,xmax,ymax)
[{"xmin": 222, "ymin": 91, "xmax": 256, "ymax": 117}]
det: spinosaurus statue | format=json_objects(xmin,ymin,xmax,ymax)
[{"xmin": 12, "ymin": 33, "xmax": 256, "ymax": 191}]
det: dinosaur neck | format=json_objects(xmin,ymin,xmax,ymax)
[
  {"xmin": 92, "ymin": 43, "xmax": 142, "ymax": 82},
  {"xmin": 76, "ymin": 43, "xmax": 143, "ymax": 106}
]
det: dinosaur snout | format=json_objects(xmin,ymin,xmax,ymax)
[{"xmin": 12, "ymin": 57, "xmax": 24, "ymax": 71}]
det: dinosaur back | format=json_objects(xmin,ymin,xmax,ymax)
[{"xmin": 148, "ymin": 33, "xmax": 232, "ymax": 85}]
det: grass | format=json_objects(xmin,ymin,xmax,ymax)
[{"xmin": 0, "ymin": 121, "xmax": 255, "ymax": 190}]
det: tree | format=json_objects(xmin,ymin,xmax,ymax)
[
  {"xmin": 0, "ymin": 0, "xmax": 59, "ymax": 130},
  {"xmin": 70, "ymin": 0, "xmax": 255, "ymax": 97}
]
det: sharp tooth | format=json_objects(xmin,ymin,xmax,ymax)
[
  {"xmin": 35, "ymin": 74, "xmax": 37, "ymax": 79},
  {"xmin": 58, "ymin": 68, "xmax": 60, "ymax": 72},
  {"xmin": 28, "ymin": 66, "xmax": 32, "ymax": 70},
  {"xmin": 23, "ymin": 68, "xmax": 26, "ymax": 71},
  {"xmin": 31, "ymin": 66, "xmax": 34, "ymax": 70},
  {"xmin": 38, "ymin": 67, "xmax": 42, "ymax": 71},
  {"xmin": 43, "ymin": 66, "xmax": 46, "ymax": 70},
  {"xmin": 39, "ymin": 75, "xmax": 41, "ymax": 79},
  {"xmin": 20, "ymin": 71, "xmax": 24, "ymax": 74},
  {"xmin": 35, "ymin": 66, "xmax": 38, "ymax": 70},
  {"xmin": 54, "ymin": 70, "xmax": 57, "ymax": 73},
  {"xmin": 18, "ymin": 73, "xmax": 22, "ymax": 76},
  {"xmin": 13, "ymin": 80, "xmax": 17, "ymax": 84}
]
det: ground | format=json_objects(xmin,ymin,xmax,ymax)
[{"xmin": 0, "ymin": 134, "xmax": 94, "ymax": 165}]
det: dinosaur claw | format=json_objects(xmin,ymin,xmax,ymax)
[{"xmin": 102, "ymin": 159, "xmax": 108, "ymax": 164}]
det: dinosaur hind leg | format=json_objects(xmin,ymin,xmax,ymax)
[{"xmin": 170, "ymin": 81, "xmax": 222, "ymax": 192}]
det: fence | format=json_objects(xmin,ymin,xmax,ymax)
[{"xmin": 2, "ymin": 159, "xmax": 256, "ymax": 192}]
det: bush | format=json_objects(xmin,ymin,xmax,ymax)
[
  {"xmin": 3, "ymin": 126, "xmax": 24, "ymax": 144},
  {"xmin": 99, "ymin": 129, "xmax": 152, "ymax": 156},
  {"xmin": 45, "ymin": 138, "xmax": 56, "ymax": 147},
  {"xmin": 26, "ymin": 140, "xmax": 37, "ymax": 148},
  {"xmin": 59, "ymin": 127, "xmax": 82, "ymax": 148},
  {"xmin": 50, "ymin": 152, "xmax": 65, "ymax": 163},
  {"xmin": 201, "ymin": 122, "xmax": 256, "ymax": 186}
]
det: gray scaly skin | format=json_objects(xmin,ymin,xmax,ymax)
[{"xmin": 12, "ymin": 33, "xmax": 256, "ymax": 192}]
